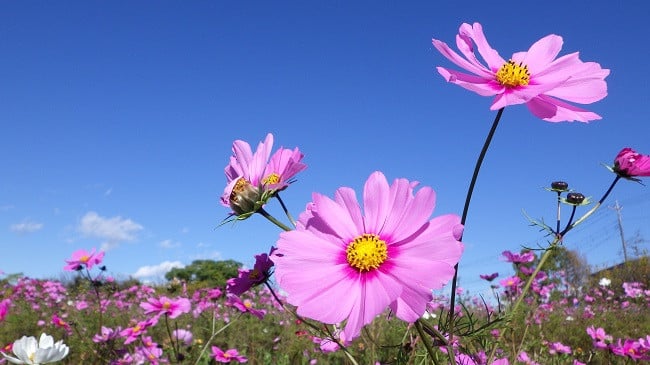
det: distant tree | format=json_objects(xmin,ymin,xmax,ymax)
[
  {"xmin": 164, "ymin": 259, "xmax": 242, "ymax": 288},
  {"xmin": 545, "ymin": 246, "xmax": 591, "ymax": 290}
]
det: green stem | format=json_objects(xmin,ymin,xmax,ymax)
[
  {"xmin": 487, "ymin": 241, "xmax": 556, "ymax": 362},
  {"xmin": 275, "ymin": 193, "xmax": 297, "ymax": 227},
  {"xmin": 258, "ymin": 208, "xmax": 293, "ymax": 231},
  {"xmin": 415, "ymin": 320, "xmax": 440, "ymax": 365},
  {"xmin": 448, "ymin": 107, "xmax": 505, "ymax": 342}
]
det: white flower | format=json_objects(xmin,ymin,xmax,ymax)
[
  {"xmin": 599, "ymin": 277, "xmax": 611, "ymax": 287},
  {"xmin": 1, "ymin": 333, "xmax": 69, "ymax": 364}
]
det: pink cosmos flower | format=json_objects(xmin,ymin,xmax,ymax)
[
  {"xmin": 432, "ymin": 22, "xmax": 609, "ymax": 122},
  {"xmin": 613, "ymin": 148, "xmax": 650, "ymax": 178},
  {"xmin": 225, "ymin": 294, "xmax": 266, "ymax": 320},
  {"xmin": 502, "ymin": 250, "xmax": 535, "ymax": 264},
  {"xmin": 63, "ymin": 248, "xmax": 105, "ymax": 271},
  {"xmin": 548, "ymin": 341, "xmax": 572, "ymax": 355},
  {"xmin": 211, "ymin": 346, "xmax": 247, "ymax": 363},
  {"xmin": 221, "ymin": 133, "xmax": 307, "ymax": 215},
  {"xmin": 0, "ymin": 299, "xmax": 10, "ymax": 322},
  {"xmin": 611, "ymin": 339, "xmax": 645, "ymax": 360},
  {"xmin": 227, "ymin": 252, "xmax": 274, "ymax": 296},
  {"xmin": 586, "ymin": 326, "xmax": 612, "ymax": 349},
  {"xmin": 479, "ymin": 272, "xmax": 498, "ymax": 282},
  {"xmin": 140, "ymin": 296, "xmax": 191, "ymax": 319},
  {"xmin": 272, "ymin": 171, "xmax": 464, "ymax": 341}
]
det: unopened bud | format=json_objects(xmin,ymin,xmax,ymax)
[
  {"xmin": 566, "ymin": 192, "xmax": 585, "ymax": 205},
  {"xmin": 229, "ymin": 178, "xmax": 262, "ymax": 215},
  {"xmin": 551, "ymin": 181, "xmax": 569, "ymax": 192}
]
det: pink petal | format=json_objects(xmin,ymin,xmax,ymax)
[
  {"xmin": 526, "ymin": 95, "xmax": 602, "ymax": 122},
  {"xmin": 363, "ymin": 171, "xmax": 390, "ymax": 233},
  {"xmin": 515, "ymin": 34, "xmax": 564, "ymax": 74},
  {"xmin": 334, "ymin": 187, "xmax": 364, "ymax": 233},
  {"xmin": 431, "ymin": 38, "xmax": 494, "ymax": 79},
  {"xmin": 437, "ymin": 67, "xmax": 501, "ymax": 96},
  {"xmin": 457, "ymin": 22, "xmax": 505, "ymax": 71},
  {"xmin": 312, "ymin": 193, "xmax": 359, "ymax": 241}
]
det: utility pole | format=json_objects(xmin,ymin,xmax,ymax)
[{"xmin": 610, "ymin": 200, "xmax": 629, "ymax": 263}]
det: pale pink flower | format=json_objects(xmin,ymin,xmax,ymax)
[
  {"xmin": 432, "ymin": 22, "xmax": 609, "ymax": 122},
  {"xmin": 613, "ymin": 148, "xmax": 650, "ymax": 178},
  {"xmin": 63, "ymin": 248, "xmax": 105, "ymax": 271},
  {"xmin": 272, "ymin": 171, "xmax": 464, "ymax": 341}
]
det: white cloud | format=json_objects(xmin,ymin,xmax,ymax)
[
  {"xmin": 9, "ymin": 220, "xmax": 44, "ymax": 234},
  {"xmin": 132, "ymin": 261, "xmax": 184, "ymax": 280},
  {"xmin": 78, "ymin": 211, "xmax": 143, "ymax": 251},
  {"xmin": 104, "ymin": 188, "xmax": 113, "ymax": 196},
  {"xmin": 159, "ymin": 239, "xmax": 181, "ymax": 249},
  {"xmin": 191, "ymin": 250, "xmax": 222, "ymax": 260}
]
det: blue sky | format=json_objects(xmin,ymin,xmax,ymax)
[{"xmin": 1, "ymin": 1, "xmax": 648, "ymax": 296}]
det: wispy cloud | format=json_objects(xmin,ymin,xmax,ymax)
[
  {"xmin": 190, "ymin": 250, "xmax": 222, "ymax": 261},
  {"xmin": 0, "ymin": 205, "xmax": 14, "ymax": 212},
  {"xmin": 78, "ymin": 211, "xmax": 143, "ymax": 251},
  {"xmin": 104, "ymin": 188, "xmax": 113, "ymax": 196},
  {"xmin": 9, "ymin": 220, "xmax": 44, "ymax": 234},
  {"xmin": 159, "ymin": 239, "xmax": 181, "ymax": 249},
  {"xmin": 132, "ymin": 261, "xmax": 184, "ymax": 281}
]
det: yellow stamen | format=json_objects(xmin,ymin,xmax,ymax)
[
  {"xmin": 496, "ymin": 60, "xmax": 530, "ymax": 87},
  {"xmin": 346, "ymin": 234, "xmax": 388, "ymax": 272},
  {"xmin": 230, "ymin": 178, "xmax": 250, "ymax": 199},
  {"xmin": 163, "ymin": 301, "xmax": 171, "ymax": 310},
  {"xmin": 263, "ymin": 173, "xmax": 280, "ymax": 185},
  {"xmin": 80, "ymin": 255, "xmax": 90, "ymax": 263}
]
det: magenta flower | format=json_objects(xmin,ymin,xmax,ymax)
[
  {"xmin": 612, "ymin": 339, "xmax": 644, "ymax": 360},
  {"xmin": 227, "ymin": 252, "xmax": 274, "ymax": 296},
  {"xmin": 221, "ymin": 133, "xmax": 307, "ymax": 215},
  {"xmin": 272, "ymin": 171, "xmax": 464, "ymax": 341},
  {"xmin": 0, "ymin": 299, "xmax": 9, "ymax": 322},
  {"xmin": 613, "ymin": 147, "xmax": 650, "ymax": 178},
  {"xmin": 63, "ymin": 248, "xmax": 105, "ymax": 271},
  {"xmin": 586, "ymin": 326, "xmax": 612, "ymax": 349},
  {"xmin": 432, "ymin": 22, "xmax": 609, "ymax": 122},
  {"xmin": 479, "ymin": 272, "xmax": 498, "ymax": 282},
  {"xmin": 502, "ymin": 250, "xmax": 535, "ymax": 264},
  {"xmin": 140, "ymin": 296, "xmax": 191, "ymax": 319},
  {"xmin": 211, "ymin": 346, "xmax": 247, "ymax": 363},
  {"xmin": 225, "ymin": 294, "xmax": 266, "ymax": 320},
  {"xmin": 548, "ymin": 341, "xmax": 572, "ymax": 355},
  {"xmin": 120, "ymin": 318, "xmax": 157, "ymax": 345}
]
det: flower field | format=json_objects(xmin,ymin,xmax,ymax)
[{"xmin": 2, "ymin": 15, "xmax": 650, "ymax": 365}]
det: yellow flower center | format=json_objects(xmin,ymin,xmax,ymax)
[
  {"xmin": 163, "ymin": 301, "xmax": 171, "ymax": 310},
  {"xmin": 230, "ymin": 178, "xmax": 250, "ymax": 198},
  {"xmin": 248, "ymin": 268, "xmax": 261, "ymax": 280},
  {"xmin": 263, "ymin": 173, "xmax": 280, "ymax": 185},
  {"xmin": 244, "ymin": 299, "xmax": 253, "ymax": 309},
  {"xmin": 496, "ymin": 60, "xmax": 530, "ymax": 87},
  {"xmin": 80, "ymin": 255, "xmax": 90, "ymax": 263},
  {"xmin": 346, "ymin": 234, "xmax": 388, "ymax": 272}
]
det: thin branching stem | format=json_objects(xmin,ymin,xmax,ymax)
[
  {"xmin": 257, "ymin": 208, "xmax": 293, "ymax": 231},
  {"xmin": 275, "ymin": 193, "xmax": 297, "ymax": 227},
  {"xmin": 448, "ymin": 107, "xmax": 505, "ymax": 349}
]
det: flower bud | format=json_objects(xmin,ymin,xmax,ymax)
[
  {"xmin": 566, "ymin": 192, "xmax": 585, "ymax": 205},
  {"xmin": 229, "ymin": 178, "xmax": 262, "ymax": 216},
  {"xmin": 551, "ymin": 181, "xmax": 569, "ymax": 192}
]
